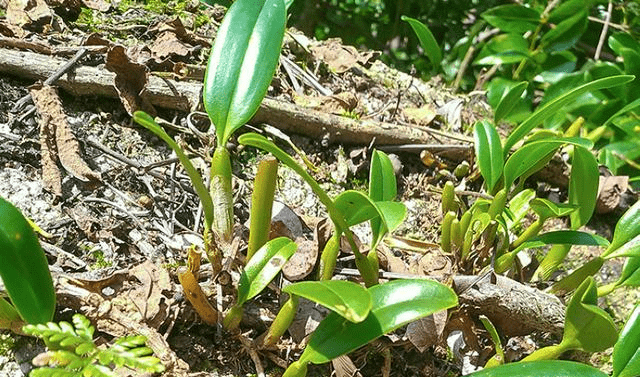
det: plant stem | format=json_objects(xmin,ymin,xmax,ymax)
[
  {"xmin": 282, "ymin": 360, "xmax": 308, "ymax": 377},
  {"xmin": 521, "ymin": 343, "xmax": 568, "ymax": 361},
  {"xmin": 318, "ymin": 233, "xmax": 341, "ymax": 280},
  {"xmin": 223, "ymin": 304, "xmax": 244, "ymax": 330},
  {"xmin": 511, "ymin": 218, "xmax": 544, "ymax": 249},
  {"xmin": 210, "ymin": 146, "xmax": 234, "ymax": 242},
  {"xmin": 263, "ymin": 295, "xmax": 299, "ymax": 347},
  {"xmin": 247, "ymin": 157, "xmax": 278, "ymax": 262}
]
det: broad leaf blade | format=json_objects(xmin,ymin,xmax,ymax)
[
  {"xmin": 238, "ymin": 237, "xmax": 296, "ymax": 305},
  {"xmin": 503, "ymin": 137, "xmax": 592, "ymax": 189},
  {"xmin": 530, "ymin": 198, "xmax": 577, "ymax": 219},
  {"xmin": 299, "ymin": 279, "xmax": 457, "ymax": 365},
  {"xmin": 525, "ymin": 230, "xmax": 610, "ymax": 249},
  {"xmin": 481, "ymin": 4, "xmax": 540, "ymax": 33},
  {"xmin": 376, "ymin": 201, "xmax": 407, "ymax": 233},
  {"xmin": 503, "ymin": 75, "xmax": 635, "ymax": 154},
  {"xmin": 335, "ymin": 191, "xmax": 381, "ymax": 227},
  {"xmin": 540, "ymin": 11, "xmax": 588, "ymax": 52},
  {"xmin": 603, "ymin": 200, "xmax": 640, "ymax": 258},
  {"xmin": 494, "ymin": 81, "xmax": 528, "ymax": 124},
  {"xmin": 569, "ymin": 146, "xmax": 598, "ymax": 228},
  {"xmin": 203, "ymin": 0, "xmax": 286, "ymax": 145},
  {"xmin": 283, "ymin": 281, "xmax": 371, "ymax": 323},
  {"xmin": 564, "ymin": 277, "xmax": 618, "ymax": 352},
  {"xmin": 369, "ymin": 150, "xmax": 397, "ymax": 202},
  {"xmin": 613, "ymin": 304, "xmax": 640, "ymax": 377},
  {"xmin": 469, "ymin": 360, "xmax": 607, "ymax": 377},
  {"xmin": 473, "ymin": 120, "xmax": 503, "ymax": 192},
  {"xmin": 401, "ymin": 16, "xmax": 442, "ymax": 68},
  {"xmin": 0, "ymin": 197, "xmax": 55, "ymax": 324}
]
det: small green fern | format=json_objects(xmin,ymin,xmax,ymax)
[{"xmin": 22, "ymin": 314, "xmax": 165, "ymax": 377}]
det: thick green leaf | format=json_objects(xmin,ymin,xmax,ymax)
[
  {"xmin": 563, "ymin": 277, "xmax": 617, "ymax": 352},
  {"xmin": 474, "ymin": 121, "xmax": 503, "ymax": 193},
  {"xmin": 203, "ymin": 0, "xmax": 286, "ymax": 145},
  {"xmin": 540, "ymin": 11, "xmax": 588, "ymax": 52},
  {"xmin": 604, "ymin": 234, "xmax": 640, "ymax": 260},
  {"xmin": 494, "ymin": 81, "xmax": 528, "ymax": 124},
  {"xmin": 550, "ymin": 257, "xmax": 604, "ymax": 294},
  {"xmin": 530, "ymin": 198, "xmax": 577, "ymax": 220},
  {"xmin": 237, "ymin": 237, "xmax": 296, "ymax": 305},
  {"xmin": 468, "ymin": 360, "xmax": 607, "ymax": 377},
  {"xmin": 616, "ymin": 257, "xmax": 640, "ymax": 288},
  {"xmin": 298, "ymin": 279, "xmax": 457, "ymax": 365},
  {"xmin": 475, "ymin": 34, "xmax": 530, "ymax": 66},
  {"xmin": 0, "ymin": 297, "xmax": 21, "ymax": 331},
  {"xmin": 613, "ymin": 304, "xmax": 640, "ymax": 377},
  {"xmin": 369, "ymin": 150, "xmax": 399, "ymax": 249},
  {"xmin": 376, "ymin": 201, "xmax": 407, "ymax": 233},
  {"xmin": 0, "ymin": 197, "xmax": 55, "ymax": 324},
  {"xmin": 481, "ymin": 4, "xmax": 540, "ymax": 33},
  {"xmin": 334, "ymin": 191, "xmax": 382, "ymax": 227},
  {"xmin": 133, "ymin": 111, "xmax": 214, "ymax": 228},
  {"xmin": 401, "ymin": 16, "xmax": 442, "ymax": 68},
  {"xmin": 568, "ymin": 146, "xmax": 598, "ymax": 227},
  {"xmin": 503, "ymin": 138, "xmax": 592, "ymax": 190},
  {"xmin": 503, "ymin": 75, "xmax": 635, "ymax": 154},
  {"xmin": 283, "ymin": 281, "xmax": 371, "ymax": 323},
  {"xmin": 504, "ymin": 189, "xmax": 535, "ymax": 231},
  {"xmin": 369, "ymin": 150, "xmax": 396, "ymax": 202},
  {"xmin": 602, "ymin": 200, "xmax": 640, "ymax": 258},
  {"xmin": 525, "ymin": 230, "xmax": 609, "ymax": 248},
  {"xmin": 548, "ymin": 0, "xmax": 594, "ymax": 24},
  {"xmin": 610, "ymin": 32, "xmax": 640, "ymax": 57}
]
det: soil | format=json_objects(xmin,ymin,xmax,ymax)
[{"xmin": 0, "ymin": 1, "xmax": 637, "ymax": 377}]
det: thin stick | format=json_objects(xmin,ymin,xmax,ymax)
[{"xmin": 595, "ymin": 0, "xmax": 613, "ymax": 61}]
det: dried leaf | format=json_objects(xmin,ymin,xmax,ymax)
[
  {"xmin": 7, "ymin": 0, "xmax": 52, "ymax": 28},
  {"xmin": 30, "ymin": 84, "xmax": 102, "ymax": 193},
  {"xmin": 311, "ymin": 38, "xmax": 379, "ymax": 73},
  {"xmin": 283, "ymin": 237, "xmax": 317, "ymax": 281},
  {"xmin": 596, "ymin": 175, "xmax": 629, "ymax": 214},
  {"xmin": 406, "ymin": 310, "xmax": 448, "ymax": 352},
  {"xmin": 105, "ymin": 45, "xmax": 156, "ymax": 116}
]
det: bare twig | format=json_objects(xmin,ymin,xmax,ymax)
[{"xmin": 595, "ymin": 0, "xmax": 613, "ymax": 61}]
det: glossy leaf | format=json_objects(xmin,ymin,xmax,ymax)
[
  {"xmin": 401, "ymin": 16, "xmax": 442, "ymax": 68},
  {"xmin": 237, "ymin": 237, "xmax": 297, "ymax": 306},
  {"xmin": 474, "ymin": 120, "xmax": 503, "ymax": 193},
  {"xmin": 376, "ymin": 201, "xmax": 407, "ymax": 233},
  {"xmin": 609, "ymin": 32, "xmax": 640, "ymax": 57},
  {"xmin": 530, "ymin": 198, "xmax": 577, "ymax": 220},
  {"xmin": 563, "ymin": 277, "xmax": 617, "ymax": 352},
  {"xmin": 604, "ymin": 234, "xmax": 640, "ymax": 260},
  {"xmin": 524, "ymin": 230, "xmax": 609, "ymax": 249},
  {"xmin": 540, "ymin": 11, "xmax": 588, "ymax": 52},
  {"xmin": 0, "ymin": 197, "xmax": 55, "ymax": 325},
  {"xmin": 602, "ymin": 200, "xmax": 640, "ymax": 258},
  {"xmin": 369, "ymin": 150, "xmax": 397, "ymax": 202},
  {"xmin": 283, "ymin": 281, "xmax": 372, "ymax": 323},
  {"xmin": 504, "ymin": 189, "xmax": 535, "ymax": 230},
  {"xmin": 613, "ymin": 304, "xmax": 640, "ymax": 377},
  {"xmin": 503, "ymin": 75, "xmax": 635, "ymax": 154},
  {"xmin": 550, "ymin": 257, "xmax": 604, "ymax": 294},
  {"xmin": 615, "ymin": 257, "xmax": 640, "ymax": 289},
  {"xmin": 334, "ymin": 191, "xmax": 382, "ymax": 227},
  {"xmin": 369, "ymin": 150, "xmax": 399, "ymax": 249},
  {"xmin": 481, "ymin": 4, "xmax": 540, "ymax": 33},
  {"xmin": 475, "ymin": 34, "xmax": 530, "ymax": 65},
  {"xmin": 469, "ymin": 360, "xmax": 607, "ymax": 377},
  {"xmin": 494, "ymin": 81, "xmax": 528, "ymax": 124},
  {"xmin": 503, "ymin": 138, "xmax": 592, "ymax": 190},
  {"xmin": 548, "ymin": 0, "xmax": 594, "ymax": 24},
  {"xmin": 298, "ymin": 279, "xmax": 457, "ymax": 365},
  {"xmin": 203, "ymin": 0, "xmax": 286, "ymax": 145},
  {"xmin": 133, "ymin": 111, "xmax": 214, "ymax": 228},
  {"xmin": 568, "ymin": 146, "xmax": 598, "ymax": 228}
]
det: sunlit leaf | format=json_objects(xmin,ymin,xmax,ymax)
[
  {"xmin": 401, "ymin": 16, "xmax": 442, "ymax": 68},
  {"xmin": 613, "ymin": 304, "xmax": 640, "ymax": 377},
  {"xmin": 481, "ymin": 4, "xmax": 540, "ymax": 33},
  {"xmin": 469, "ymin": 360, "xmax": 607, "ymax": 377},
  {"xmin": 283, "ymin": 281, "xmax": 371, "ymax": 323},
  {"xmin": 474, "ymin": 120, "xmax": 503, "ymax": 193}
]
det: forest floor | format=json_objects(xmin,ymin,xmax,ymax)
[{"xmin": 0, "ymin": 1, "xmax": 638, "ymax": 376}]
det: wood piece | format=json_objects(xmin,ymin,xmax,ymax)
[{"xmin": 0, "ymin": 47, "xmax": 443, "ymax": 146}]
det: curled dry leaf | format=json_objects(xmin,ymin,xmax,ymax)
[
  {"xmin": 105, "ymin": 45, "xmax": 156, "ymax": 116},
  {"xmin": 596, "ymin": 175, "xmax": 629, "ymax": 214},
  {"xmin": 6, "ymin": 0, "xmax": 52, "ymax": 29},
  {"xmin": 310, "ymin": 38, "xmax": 379, "ymax": 73},
  {"xmin": 30, "ymin": 84, "xmax": 102, "ymax": 197}
]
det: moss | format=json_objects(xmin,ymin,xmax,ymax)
[
  {"xmin": 0, "ymin": 333, "xmax": 16, "ymax": 356},
  {"xmin": 90, "ymin": 250, "xmax": 112, "ymax": 269}
]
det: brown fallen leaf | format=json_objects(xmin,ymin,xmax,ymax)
[
  {"xmin": 81, "ymin": 0, "xmax": 110, "ymax": 11},
  {"xmin": 129, "ymin": 260, "xmax": 174, "ymax": 329},
  {"xmin": 282, "ymin": 236, "xmax": 317, "ymax": 281},
  {"xmin": 105, "ymin": 45, "xmax": 156, "ymax": 116},
  {"xmin": 406, "ymin": 310, "xmax": 448, "ymax": 352},
  {"xmin": 596, "ymin": 175, "xmax": 629, "ymax": 214},
  {"xmin": 7, "ymin": 0, "xmax": 52, "ymax": 29},
  {"xmin": 310, "ymin": 38, "xmax": 379, "ymax": 73},
  {"xmin": 30, "ymin": 84, "xmax": 102, "ymax": 197}
]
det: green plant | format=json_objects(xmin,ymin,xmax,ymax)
[
  {"xmin": 22, "ymin": 313, "xmax": 164, "ymax": 377},
  {"xmin": 281, "ymin": 279, "xmax": 458, "ymax": 377},
  {"xmin": 469, "ymin": 301, "xmax": 640, "ymax": 376},
  {"xmin": 0, "ymin": 196, "xmax": 55, "ymax": 330}
]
